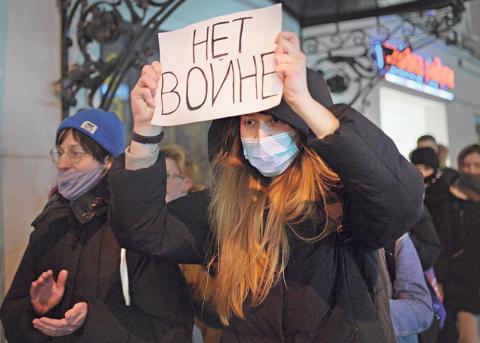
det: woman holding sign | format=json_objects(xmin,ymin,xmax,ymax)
[{"xmin": 110, "ymin": 32, "xmax": 424, "ymax": 343}]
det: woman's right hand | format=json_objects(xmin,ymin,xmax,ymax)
[{"xmin": 130, "ymin": 61, "xmax": 163, "ymax": 136}]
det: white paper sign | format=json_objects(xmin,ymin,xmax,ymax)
[{"xmin": 152, "ymin": 4, "xmax": 283, "ymax": 126}]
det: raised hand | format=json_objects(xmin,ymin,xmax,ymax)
[
  {"xmin": 274, "ymin": 32, "xmax": 310, "ymax": 112},
  {"xmin": 274, "ymin": 31, "xmax": 339, "ymax": 138},
  {"xmin": 131, "ymin": 61, "xmax": 163, "ymax": 136},
  {"xmin": 30, "ymin": 269, "xmax": 68, "ymax": 316},
  {"xmin": 32, "ymin": 302, "xmax": 88, "ymax": 337}
]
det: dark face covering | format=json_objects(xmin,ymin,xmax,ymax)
[{"xmin": 455, "ymin": 173, "xmax": 480, "ymax": 202}]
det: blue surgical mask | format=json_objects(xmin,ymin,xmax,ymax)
[
  {"xmin": 57, "ymin": 165, "xmax": 106, "ymax": 201},
  {"xmin": 241, "ymin": 131, "xmax": 299, "ymax": 177}
]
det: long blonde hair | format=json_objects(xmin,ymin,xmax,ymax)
[{"xmin": 208, "ymin": 120, "xmax": 342, "ymax": 325}]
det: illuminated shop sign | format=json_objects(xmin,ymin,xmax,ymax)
[{"xmin": 375, "ymin": 42, "xmax": 455, "ymax": 101}]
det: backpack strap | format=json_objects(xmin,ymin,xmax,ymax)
[{"xmin": 384, "ymin": 242, "xmax": 396, "ymax": 284}]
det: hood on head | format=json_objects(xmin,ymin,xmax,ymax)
[
  {"xmin": 410, "ymin": 147, "xmax": 439, "ymax": 171},
  {"xmin": 208, "ymin": 69, "xmax": 332, "ymax": 161}
]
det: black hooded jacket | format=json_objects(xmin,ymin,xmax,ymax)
[
  {"xmin": 443, "ymin": 176, "xmax": 480, "ymax": 314},
  {"xmin": 0, "ymin": 179, "xmax": 193, "ymax": 343},
  {"xmin": 110, "ymin": 71, "xmax": 424, "ymax": 343}
]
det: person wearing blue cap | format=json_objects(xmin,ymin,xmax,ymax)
[{"xmin": 0, "ymin": 109, "xmax": 193, "ymax": 342}]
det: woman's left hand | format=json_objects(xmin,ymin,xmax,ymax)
[
  {"xmin": 32, "ymin": 301, "xmax": 88, "ymax": 336},
  {"xmin": 274, "ymin": 32, "xmax": 311, "ymax": 112}
]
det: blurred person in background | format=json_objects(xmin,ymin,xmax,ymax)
[
  {"xmin": 0, "ymin": 109, "xmax": 193, "ymax": 342},
  {"xmin": 417, "ymin": 135, "xmax": 439, "ymax": 153},
  {"xmin": 160, "ymin": 145, "xmax": 221, "ymax": 343},
  {"xmin": 406, "ymin": 208, "xmax": 445, "ymax": 343},
  {"xmin": 417, "ymin": 135, "xmax": 457, "ymax": 185},
  {"xmin": 162, "ymin": 144, "xmax": 202, "ymax": 203},
  {"xmin": 384, "ymin": 232, "xmax": 434, "ymax": 343},
  {"xmin": 410, "ymin": 147, "xmax": 454, "ymax": 285},
  {"xmin": 442, "ymin": 144, "xmax": 480, "ymax": 343},
  {"xmin": 437, "ymin": 144, "xmax": 450, "ymax": 170}
]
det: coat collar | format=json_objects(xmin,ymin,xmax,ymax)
[
  {"xmin": 32, "ymin": 178, "xmax": 109, "ymax": 229},
  {"xmin": 69, "ymin": 179, "xmax": 109, "ymax": 223}
]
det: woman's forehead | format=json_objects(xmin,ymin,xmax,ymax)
[
  {"xmin": 58, "ymin": 130, "xmax": 81, "ymax": 147},
  {"xmin": 241, "ymin": 112, "xmax": 275, "ymax": 120},
  {"xmin": 463, "ymin": 152, "xmax": 480, "ymax": 163}
]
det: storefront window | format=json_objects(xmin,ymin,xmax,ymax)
[{"xmin": 379, "ymin": 86, "xmax": 449, "ymax": 159}]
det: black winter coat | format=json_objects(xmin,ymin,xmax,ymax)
[
  {"xmin": 110, "ymin": 104, "xmax": 424, "ymax": 343},
  {"xmin": 445, "ymin": 197, "xmax": 480, "ymax": 314},
  {"xmin": 409, "ymin": 207, "xmax": 442, "ymax": 271},
  {"xmin": 423, "ymin": 168, "xmax": 458, "ymax": 282},
  {"xmin": 0, "ymin": 179, "xmax": 193, "ymax": 343}
]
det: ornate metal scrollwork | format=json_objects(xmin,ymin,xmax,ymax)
[
  {"xmin": 58, "ymin": 1, "xmax": 465, "ymax": 116},
  {"xmin": 58, "ymin": 0, "xmax": 185, "ymax": 118},
  {"xmin": 302, "ymin": 4, "xmax": 464, "ymax": 109}
]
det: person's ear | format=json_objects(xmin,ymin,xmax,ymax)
[
  {"xmin": 102, "ymin": 156, "xmax": 113, "ymax": 171},
  {"xmin": 181, "ymin": 177, "xmax": 193, "ymax": 193}
]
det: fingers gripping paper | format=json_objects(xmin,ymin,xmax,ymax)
[{"xmin": 152, "ymin": 4, "xmax": 283, "ymax": 126}]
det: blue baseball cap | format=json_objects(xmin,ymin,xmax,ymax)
[{"xmin": 57, "ymin": 108, "xmax": 125, "ymax": 157}]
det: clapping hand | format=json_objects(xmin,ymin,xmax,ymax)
[
  {"xmin": 32, "ymin": 302, "xmax": 88, "ymax": 336},
  {"xmin": 30, "ymin": 269, "xmax": 68, "ymax": 315}
]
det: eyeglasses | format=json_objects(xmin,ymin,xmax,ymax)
[
  {"xmin": 166, "ymin": 172, "xmax": 185, "ymax": 180},
  {"xmin": 50, "ymin": 147, "xmax": 90, "ymax": 164}
]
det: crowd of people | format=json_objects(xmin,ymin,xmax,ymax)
[
  {"xmin": 0, "ymin": 31, "xmax": 478, "ymax": 343},
  {"xmin": 410, "ymin": 136, "xmax": 480, "ymax": 343}
]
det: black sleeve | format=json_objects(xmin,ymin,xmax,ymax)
[
  {"xmin": 408, "ymin": 207, "xmax": 442, "ymax": 270},
  {"xmin": 0, "ymin": 235, "xmax": 55, "ymax": 343},
  {"xmin": 109, "ymin": 154, "xmax": 210, "ymax": 264},
  {"xmin": 81, "ymin": 253, "xmax": 192, "ymax": 342},
  {"xmin": 307, "ymin": 104, "xmax": 424, "ymax": 250}
]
